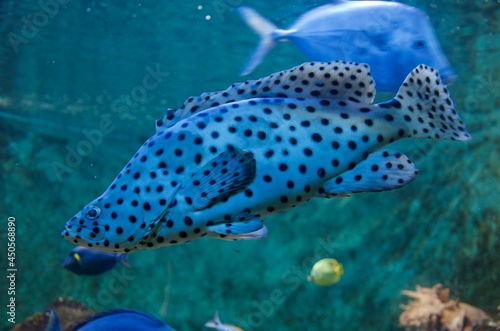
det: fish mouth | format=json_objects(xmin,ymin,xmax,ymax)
[{"xmin": 62, "ymin": 220, "xmax": 106, "ymax": 243}]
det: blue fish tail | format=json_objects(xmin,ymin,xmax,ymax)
[
  {"xmin": 380, "ymin": 64, "xmax": 471, "ymax": 141},
  {"xmin": 237, "ymin": 6, "xmax": 279, "ymax": 75},
  {"xmin": 205, "ymin": 311, "xmax": 221, "ymax": 328}
]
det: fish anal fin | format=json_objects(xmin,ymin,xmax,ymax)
[
  {"xmin": 321, "ymin": 192, "xmax": 350, "ymax": 198},
  {"xmin": 319, "ymin": 150, "xmax": 418, "ymax": 197},
  {"xmin": 207, "ymin": 217, "xmax": 268, "ymax": 241},
  {"xmin": 180, "ymin": 148, "xmax": 256, "ymax": 210}
]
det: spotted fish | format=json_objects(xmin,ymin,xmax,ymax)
[{"xmin": 62, "ymin": 61, "xmax": 470, "ymax": 252}]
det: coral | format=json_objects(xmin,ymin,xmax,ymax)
[
  {"xmin": 10, "ymin": 311, "xmax": 51, "ymax": 331},
  {"xmin": 399, "ymin": 284, "xmax": 492, "ymax": 331}
]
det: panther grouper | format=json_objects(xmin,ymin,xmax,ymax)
[{"xmin": 62, "ymin": 61, "xmax": 470, "ymax": 252}]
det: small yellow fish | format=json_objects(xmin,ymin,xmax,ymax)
[{"xmin": 307, "ymin": 258, "xmax": 343, "ymax": 286}]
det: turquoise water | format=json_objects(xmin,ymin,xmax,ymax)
[{"xmin": 0, "ymin": 1, "xmax": 498, "ymax": 330}]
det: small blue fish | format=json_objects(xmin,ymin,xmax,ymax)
[
  {"xmin": 62, "ymin": 61, "xmax": 470, "ymax": 252},
  {"xmin": 63, "ymin": 246, "xmax": 131, "ymax": 275},
  {"xmin": 73, "ymin": 309, "xmax": 175, "ymax": 331},
  {"xmin": 238, "ymin": 1, "xmax": 454, "ymax": 91},
  {"xmin": 205, "ymin": 311, "xmax": 244, "ymax": 331}
]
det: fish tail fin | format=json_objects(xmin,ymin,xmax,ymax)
[
  {"xmin": 204, "ymin": 311, "xmax": 221, "ymax": 328},
  {"xmin": 384, "ymin": 64, "xmax": 471, "ymax": 141},
  {"xmin": 119, "ymin": 253, "xmax": 132, "ymax": 268},
  {"xmin": 237, "ymin": 6, "xmax": 279, "ymax": 75}
]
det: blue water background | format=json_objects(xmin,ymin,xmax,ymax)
[{"xmin": 0, "ymin": 1, "xmax": 498, "ymax": 330}]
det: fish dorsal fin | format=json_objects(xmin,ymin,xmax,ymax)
[
  {"xmin": 264, "ymin": 61, "xmax": 376, "ymax": 104},
  {"xmin": 156, "ymin": 61, "xmax": 376, "ymax": 130},
  {"xmin": 207, "ymin": 217, "xmax": 268, "ymax": 241},
  {"xmin": 292, "ymin": 3, "xmax": 346, "ymax": 28}
]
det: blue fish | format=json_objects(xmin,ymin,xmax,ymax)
[
  {"xmin": 238, "ymin": 1, "xmax": 455, "ymax": 92},
  {"xmin": 62, "ymin": 61, "xmax": 470, "ymax": 252},
  {"xmin": 63, "ymin": 246, "xmax": 131, "ymax": 275},
  {"xmin": 73, "ymin": 309, "xmax": 176, "ymax": 331}
]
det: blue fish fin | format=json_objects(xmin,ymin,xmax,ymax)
[
  {"xmin": 381, "ymin": 64, "xmax": 471, "ymax": 141},
  {"xmin": 237, "ymin": 6, "xmax": 279, "ymax": 75},
  {"xmin": 292, "ymin": 3, "xmax": 345, "ymax": 29},
  {"xmin": 118, "ymin": 253, "xmax": 132, "ymax": 268},
  {"xmin": 207, "ymin": 216, "xmax": 268, "ymax": 241},
  {"xmin": 318, "ymin": 150, "xmax": 418, "ymax": 197},
  {"xmin": 204, "ymin": 311, "xmax": 222, "ymax": 328},
  {"xmin": 156, "ymin": 108, "xmax": 175, "ymax": 132},
  {"xmin": 180, "ymin": 147, "xmax": 256, "ymax": 210}
]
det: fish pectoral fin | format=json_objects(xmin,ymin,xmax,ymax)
[
  {"xmin": 180, "ymin": 147, "xmax": 256, "ymax": 210},
  {"xmin": 318, "ymin": 150, "xmax": 418, "ymax": 197},
  {"xmin": 207, "ymin": 217, "xmax": 268, "ymax": 241}
]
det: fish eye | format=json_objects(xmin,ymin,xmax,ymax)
[
  {"xmin": 413, "ymin": 40, "xmax": 426, "ymax": 49},
  {"xmin": 84, "ymin": 206, "xmax": 101, "ymax": 220}
]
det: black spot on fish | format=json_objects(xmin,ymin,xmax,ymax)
[
  {"xmin": 184, "ymin": 217, "xmax": 193, "ymax": 226},
  {"xmin": 312, "ymin": 133, "xmax": 322, "ymax": 142}
]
